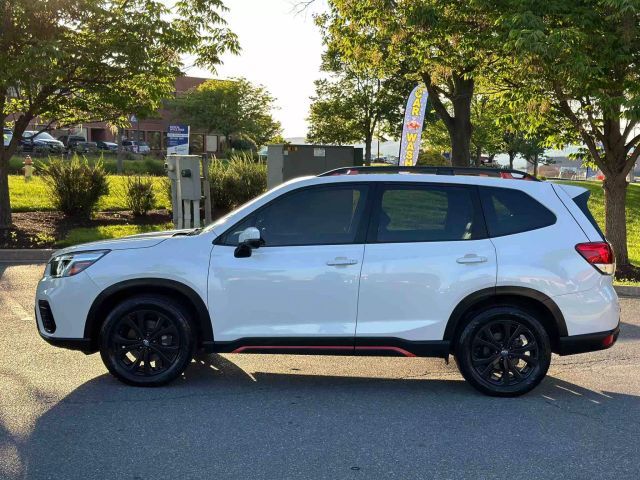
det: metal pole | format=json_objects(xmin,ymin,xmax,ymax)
[
  {"xmin": 202, "ymin": 154, "xmax": 212, "ymax": 224},
  {"xmin": 175, "ymin": 157, "xmax": 183, "ymax": 229},
  {"xmin": 193, "ymin": 200, "xmax": 200, "ymax": 228}
]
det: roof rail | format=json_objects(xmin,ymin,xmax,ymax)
[{"xmin": 318, "ymin": 165, "xmax": 540, "ymax": 181}]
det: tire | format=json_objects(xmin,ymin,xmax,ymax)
[
  {"xmin": 454, "ymin": 306, "xmax": 551, "ymax": 397},
  {"xmin": 99, "ymin": 295, "xmax": 196, "ymax": 387}
]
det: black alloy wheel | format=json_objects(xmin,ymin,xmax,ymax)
[
  {"xmin": 455, "ymin": 306, "xmax": 551, "ymax": 397},
  {"xmin": 100, "ymin": 295, "xmax": 195, "ymax": 386}
]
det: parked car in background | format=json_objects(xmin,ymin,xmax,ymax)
[
  {"xmin": 35, "ymin": 166, "xmax": 619, "ymax": 397},
  {"xmin": 74, "ymin": 141, "xmax": 99, "ymax": 154},
  {"xmin": 96, "ymin": 141, "xmax": 118, "ymax": 152},
  {"xmin": 122, "ymin": 140, "xmax": 150, "ymax": 155},
  {"xmin": 21, "ymin": 131, "xmax": 65, "ymax": 154},
  {"xmin": 3, "ymin": 128, "xmax": 11, "ymax": 147},
  {"xmin": 57, "ymin": 134, "xmax": 86, "ymax": 151}
]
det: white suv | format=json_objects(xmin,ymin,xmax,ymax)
[{"xmin": 35, "ymin": 167, "xmax": 620, "ymax": 396}]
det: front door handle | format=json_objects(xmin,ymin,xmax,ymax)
[
  {"xmin": 326, "ymin": 257, "xmax": 358, "ymax": 266},
  {"xmin": 456, "ymin": 254, "xmax": 487, "ymax": 264}
]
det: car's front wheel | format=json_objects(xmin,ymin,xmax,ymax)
[
  {"xmin": 99, "ymin": 295, "xmax": 195, "ymax": 386},
  {"xmin": 455, "ymin": 306, "xmax": 552, "ymax": 397}
]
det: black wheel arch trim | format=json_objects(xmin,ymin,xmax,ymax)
[
  {"xmin": 443, "ymin": 286, "xmax": 568, "ymax": 343},
  {"xmin": 84, "ymin": 278, "xmax": 213, "ymax": 349}
]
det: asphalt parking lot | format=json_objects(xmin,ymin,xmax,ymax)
[{"xmin": 1, "ymin": 263, "xmax": 640, "ymax": 480}]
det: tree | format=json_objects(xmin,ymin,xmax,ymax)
[
  {"xmin": 168, "ymin": 78, "xmax": 281, "ymax": 149},
  {"xmin": 422, "ymin": 94, "xmax": 506, "ymax": 165},
  {"xmin": 493, "ymin": 0, "xmax": 640, "ymax": 268},
  {"xmin": 306, "ymin": 73, "xmax": 405, "ymax": 163},
  {"xmin": 519, "ymin": 135, "xmax": 549, "ymax": 176},
  {"xmin": 470, "ymin": 96, "xmax": 508, "ymax": 166},
  {"xmin": 0, "ymin": 0, "xmax": 239, "ymax": 231},
  {"xmin": 321, "ymin": 0, "xmax": 503, "ymax": 167},
  {"xmin": 503, "ymin": 131, "xmax": 527, "ymax": 169}
]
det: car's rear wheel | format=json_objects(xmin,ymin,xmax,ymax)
[
  {"xmin": 99, "ymin": 295, "xmax": 195, "ymax": 387},
  {"xmin": 454, "ymin": 306, "xmax": 551, "ymax": 397}
]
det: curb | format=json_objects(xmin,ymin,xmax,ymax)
[
  {"xmin": 0, "ymin": 249, "xmax": 55, "ymax": 263},
  {"xmin": 614, "ymin": 285, "xmax": 640, "ymax": 298}
]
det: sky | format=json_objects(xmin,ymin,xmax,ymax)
[{"xmin": 187, "ymin": 0, "xmax": 327, "ymax": 139}]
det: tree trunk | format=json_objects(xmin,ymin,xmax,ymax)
[
  {"xmin": 603, "ymin": 173, "xmax": 629, "ymax": 266},
  {"xmin": 474, "ymin": 144, "xmax": 482, "ymax": 167},
  {"xmin": 364, "ymin": 133, "xmax": 372, "ymax": 166},
  {"xmin": 0, "ymin": 149, "xmax": 11, "ymax": 232},
  {"xmin": 0, "ymin": 105, "xmax": 10, "ymax": 231},
  {"xmin": 421, "ymin": 72, "xmax": 474, "ymax": 168},
  {"xmin": 533, "ymin": 154, "xmax": 539, "ymax": 176},
  {"xmin": 116, "ymin": 127, "xmax": 124, "ymax": 173},
  {"xmin": 449, "ymin": 76, "xmax": 474, "ymax": 167},
  {"xmin": 508, "ymin": 151, "xmax": 515, "ymax": 169}
]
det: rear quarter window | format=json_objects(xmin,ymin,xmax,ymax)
[
  {"xmin": 572, "ymin": 190, "xmax": 605, "ymax": 239},
  {"xmin": 479, "ymin": 186, "xmax": 556, "ymax": 237}
]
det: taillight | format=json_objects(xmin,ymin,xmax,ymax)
[{"xmin": 575, "ymin": 242, "xmax": 615, "ymax": 275}]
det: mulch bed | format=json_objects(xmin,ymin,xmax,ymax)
[
  {"xmin": 1, "ymin": 210, "xmax": 172, "ymax": 249},
  {"xmin": 616, "ymin": 264, "xmax": 640, "ymax": 283}
]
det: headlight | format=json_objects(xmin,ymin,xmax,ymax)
[{"xmin": 48, "ymin": 250, "xmax": 110, "ymax": 278}]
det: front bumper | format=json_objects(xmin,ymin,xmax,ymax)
[
  {"xmin": 37, "ymin": 325, "xmax": 94, "ymax": 353},
  {"xmin": 35, "ymin": 270, "xmax": 101, "ymax": 350},
  {"xmin": 557, "ymin": 325, "xmax": 620, "ymax": 355}
]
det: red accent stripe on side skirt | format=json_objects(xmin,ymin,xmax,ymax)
[
  {"xmin": 355, "ymin": 346, "xmax": 417, "ymax": 357},
  {"xmin": 230, "ymin": 345, "xmax": 416, "ymax": 357},
  {"xmin": 231, "ymin": 345, "xmax": 354, "ymax": 354}
]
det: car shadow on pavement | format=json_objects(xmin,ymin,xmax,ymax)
[{"xmin": 4, "ymin": 353, "xmax": 640, "ymax": 480}]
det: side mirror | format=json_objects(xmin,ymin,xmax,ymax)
[
  {"xmin": 234, "ymin": 243, "xmax": 252, "ymax": 258},
  {"xmin": 238, "ymin": 227, "xmax": 262, "ymax": 248},
  {"xmin": 234, "ymin": 227, "xmax": 262, "ymax": 258}
]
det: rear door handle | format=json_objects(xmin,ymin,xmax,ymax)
[
  {"xmin": 456, "ymin": 254, "xmax": 487, "ymax": 264},
  {"xmin": 326, "ymin": 257, "xmax": 358, "ymax": 266}
]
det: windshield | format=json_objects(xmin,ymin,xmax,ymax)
[
  {"xmin": 24, "ymin": 131, "xmax": 56, "ymax": 141},
  {"xmin": 200, "ymin": 184, "xmax": 287, "ymax": 234}
]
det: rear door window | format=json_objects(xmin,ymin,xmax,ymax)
[
  {"xmin": 479, "ymin": 186, "xmax": 556, "ymax": 237},
  {"xmin": 372, "ymin": 184, "xmax": 484, "ymax": 243}
]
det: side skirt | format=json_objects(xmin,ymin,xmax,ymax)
[{"xmin": 203, "ymin": 337, "xmax": 450, "ymax": 359}]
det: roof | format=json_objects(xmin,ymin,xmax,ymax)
[{"xmin": 319, "ymin": 166, "xmax": 539, "ymax": 181}]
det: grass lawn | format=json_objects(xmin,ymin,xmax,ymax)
[
  {"xmin": 9, "ymin": 175, "xmax": 170, "ymax": 212},
  {"xmin": 56, "ymin": 223, "xmax": 174, "ymax": 247}
]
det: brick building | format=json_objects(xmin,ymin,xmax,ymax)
[{"xmin": 33, "ymin": 76, "xmax": 224, "ymax": 156}]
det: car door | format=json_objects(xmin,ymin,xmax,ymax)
[
  {"xmin": 208, "ymin": 183, "xmax": 371, "ymax": 342},
  {"xmin": 356, "ymin": 182, "xmax": 497, "ymax": 342}
]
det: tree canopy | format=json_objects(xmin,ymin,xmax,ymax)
[
  {"xmin": 0, "ymin": 0, "xmax": 239, "ymax": 230},
  {"xmin": 319, "ymin": 0, "xmax": 506, "ymax": 166},
  {"xmin": 489, "ymin": 0, "xmax": 640, "ymax": 267},
  {"xmin": 307, "ymin": 72, "xmax": 406, "ymax": 163},
  {"xmin": 168, "ymin": 78, "xmax": 281, "ymax": 149}
]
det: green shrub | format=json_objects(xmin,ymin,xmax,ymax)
[
  {"xmin": 209, "ymin": 158, "xmax": 233, "ymax": 211},
  {"xmin": 120, "ymin": 175, "xmax": 156, "ymax": 216},
  {"xmin": 209, "ymin": 152, "xmax": 267, "ymax": 211},
  {"xmin": 39, "ymin": 157, "xmax": 109, "ymax": 218}
]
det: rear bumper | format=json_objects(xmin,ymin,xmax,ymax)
[{"xmin": 557, "ymin": 325, "xmax": 620, "ymax": 355}]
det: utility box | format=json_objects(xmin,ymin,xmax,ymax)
[
  {"xmin": 267, "ymin": 144, "xmax": 363, "ymax": 188},
  {"xmin": 166, "ymin": 155, "xmax": 201, "ymax": 200},
  {"xmin": 165, "ymin": 155, "xmax": 205, "ymax": 228}
]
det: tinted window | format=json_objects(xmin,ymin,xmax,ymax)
[
  {"xmin": 221, "ymin": 185, "xmax": 369, "ymax": 246},
  {"xmin": 573, "ymin": 190, "xmax": 604, "ymax": 239},
  {"xmin": 479, "ymin": 186, "xmax": 556, "ymax": 237},
  {"xmin": 374, "ymin": 185, "xmax": 480, "ymax": 242}
]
